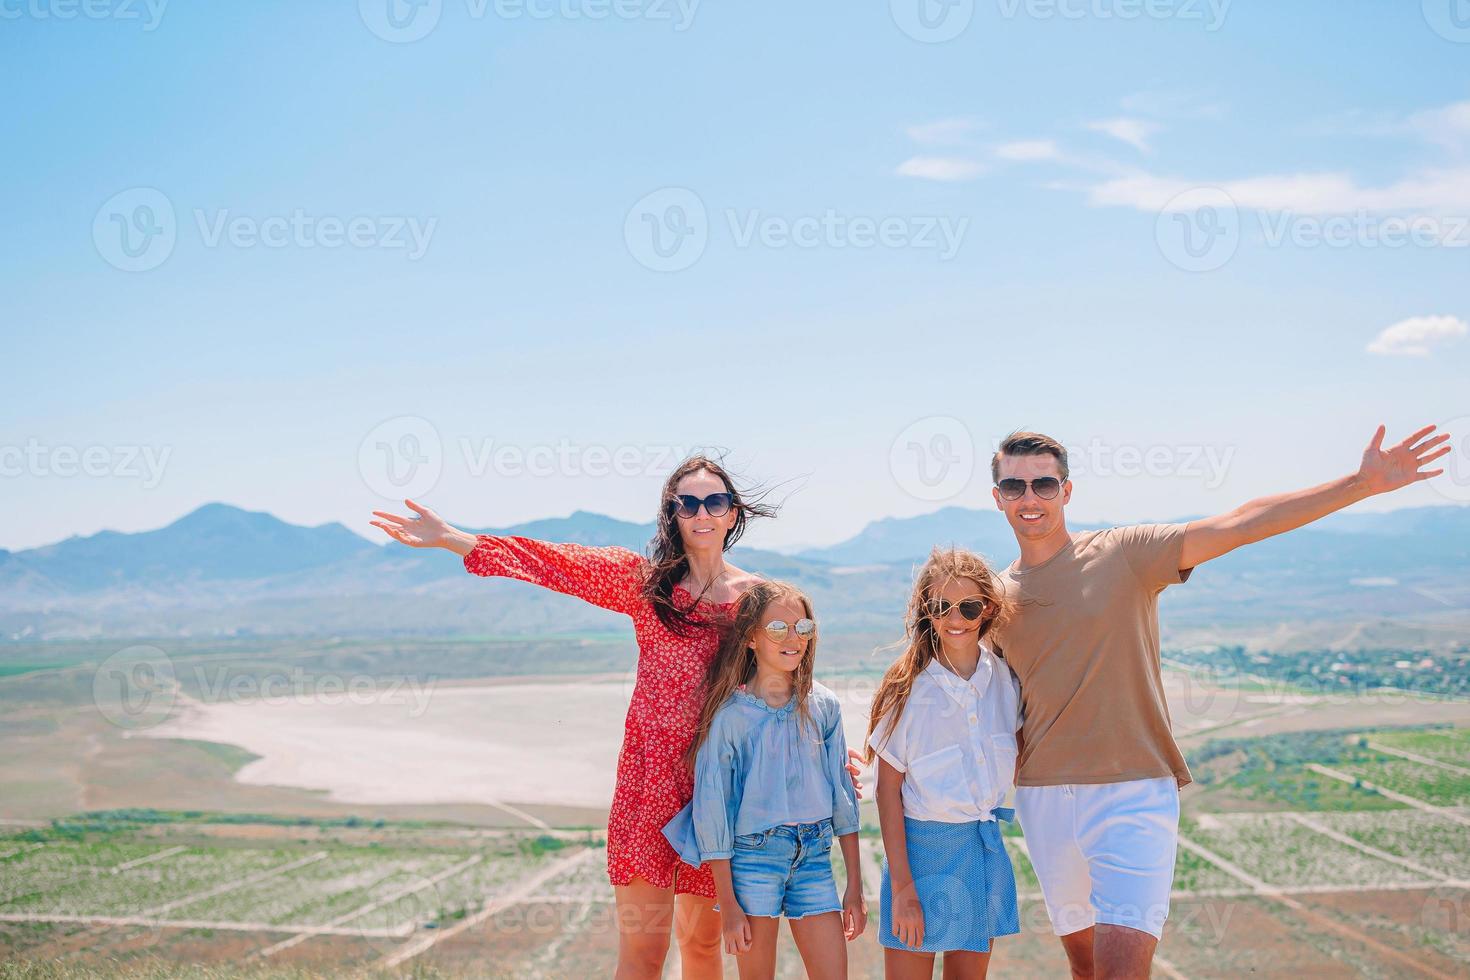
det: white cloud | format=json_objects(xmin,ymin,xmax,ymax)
[
  {"xmin": 1085, "ymin": 167, "xmax": 1470, "ymax": 215},
  {"xmin": 1366, "ymin": 316, "xmax": 1468, "ymax": 356},
  {"xmin": 1317, "ymin": 100, "xmax": 1470, "ymax": 155},
  {"xmin": 1406, "ymin": 100, "xmax": 1470, "ymax": 154},
  {"xmin": 905, "ymin": 118, "xmax": 984, "ymax": 146},
  {"xmin": 1086, "ymin": 117, "xmax": 1160, "ymax": 153},
  {"xmin": 895, "ymin": 156, "xmax": 985, "ymax": 181},
  {"xmin": 994, "ymin": 140, "xmax": 1060, "ymax": 162}
]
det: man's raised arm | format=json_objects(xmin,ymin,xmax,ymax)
[{"xmin": 1178, "ymin": 423, "xmax": 1451, "ymax": 571}]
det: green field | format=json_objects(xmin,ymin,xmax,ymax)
[{"xmin": 2, "ymin": 634, "xmax": 1468, "ymax": 977}]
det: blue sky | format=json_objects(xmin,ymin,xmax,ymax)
[{"xmin": 5, "ymin": 0, "xmax": 1469, "ymax": 553}]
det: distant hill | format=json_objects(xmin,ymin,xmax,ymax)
[
  {"xmin": 796, "ymin": 504, "xmax": 1470, "ymax": 572},
  {"xmin": 2, "ymin": 503, "xmax": 1467, "ymax": 644}
]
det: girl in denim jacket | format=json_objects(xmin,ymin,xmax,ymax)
[{"xmin": 664, "ymin": 580, "xmax": 865, "ymax": 979}]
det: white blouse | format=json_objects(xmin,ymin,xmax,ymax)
[{"xmin": 867, "ymin": 643, "xmax": 1023, "ymax": 823}]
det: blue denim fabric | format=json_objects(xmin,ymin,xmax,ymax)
[
  {"xmin": 662, "ymin": 681, "xmax": 861, "ymax": 866},
  {"xmin": 717, "ymin": 818, "xmax": 843, "ymax": 919}
]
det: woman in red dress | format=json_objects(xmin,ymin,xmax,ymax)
[{"xmin": 370, "ymin": 455, "xmax": 831, "ymax": 978}]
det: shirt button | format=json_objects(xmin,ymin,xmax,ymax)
[{"xmin": 968, "ymin": 714, "xmax": 978, "ymax": 724}]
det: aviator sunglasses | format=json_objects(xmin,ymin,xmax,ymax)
[
  {"xmin": 669, "ymin": 492, "xmax": 734, "ymax": 519},
  {"xmin": 995, "ymin": 476, "xmax": 1064, "ymax": 501}
]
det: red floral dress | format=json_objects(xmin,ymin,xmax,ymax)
[{"xmin": 464, "ymin": 534, "xmax": 730, "ymax": 899}]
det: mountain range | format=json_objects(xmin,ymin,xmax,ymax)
[{"xmin": 3, "ymin": 502, "xmax": 1467, "ymax": 644}]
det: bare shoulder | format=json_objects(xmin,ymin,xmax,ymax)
[{"xmin": 716, "ymin": 565, "xmax": 766, "ymax": 603}]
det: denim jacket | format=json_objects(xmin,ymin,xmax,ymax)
[{"xmin": 663, "ymin": 680, "xmax": 861, "ymax": 865}]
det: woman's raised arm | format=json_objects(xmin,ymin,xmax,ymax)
[{"xmin": 371, "ymin": 497, "xmax": 645, "ymax": 616}]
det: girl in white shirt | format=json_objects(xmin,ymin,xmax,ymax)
[{"xmin": 864, "ymin": 547, "xmax": 1023, "ymax": 979}]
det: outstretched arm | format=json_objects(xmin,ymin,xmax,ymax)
[
  {"xmin": 1179, "ymin": 423, "xmax": 1451, "ymax": 570},
  {"xmin": 371, "ymin": 498, "xmax": 644, "ymax": 615}
]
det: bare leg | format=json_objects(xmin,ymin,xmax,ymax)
[
  {"xmin": 673, "ymin": 892, "xmax": 723, "ymax": 980},
  {"xmin": 886, "ymin": 947, "xmax": 938, "ymax": 979},
  {"xmin": 941, "ymin": 948, "xmax": 994, "ymax": 979},
  {"xmin": 734, "ymin": 914, "xmax": 781, "ymax": 980},
  {"xmin": 1058, "ymin": 926, "xmax": 1096, "ymax": 979},
  {"xmin": 613, "ymin": 876, "xmax": 676, "ymax": 980},
  {"xmin": 788, "ymin": 910, "xmax": 847, "ymax": 980},
  {"xmin": 1093, "ymin": 923, "xmax": 1157, "ymax": 979}
]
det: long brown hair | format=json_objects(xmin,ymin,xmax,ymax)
[
  {"xmin": 642, "ymin": 454, "xmax": 777, "ymax": 637},
  {"xmin": 863, "ymin": 547, "xmax": 1014, "ymax": 763},
  {"xmin": 685, "ymin": 580, "xmax": 819, "ymax": 768}
]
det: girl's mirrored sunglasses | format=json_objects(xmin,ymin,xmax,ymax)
[{"xmin": 763, "ymin": 618, "xmax": 816, "ymax": 641}]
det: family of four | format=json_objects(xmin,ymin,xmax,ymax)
[{"xmin": 370, "ymin": 424, "xmax": 1446, "ymax": 979}]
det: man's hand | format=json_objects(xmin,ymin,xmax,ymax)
[
  {"xmin": 1180, "ymin": 423, "xmax": 1451, "ymax": 569},
  {"xmin": 1354, "ymin": 423, "xmax": 1451, "ymax": 495}
]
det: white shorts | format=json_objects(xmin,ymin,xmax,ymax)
[{"xmin": 1014, "ymin": 776, "xmax": 1179, "ymax": 940}]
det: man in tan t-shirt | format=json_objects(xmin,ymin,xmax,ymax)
[{"xmin": 987, "ymin": 425, "xmax": 1449, "ymax": 979}]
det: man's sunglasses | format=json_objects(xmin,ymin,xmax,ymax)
[
  {"xmin": 763, "ymin": 618, "xmax": 816, "ymax": 641},
  {"xmin": 995, "ymin": 477, "xmax": 1064, "ymax": 501},
  {"xmin": 669, "ymin": 492, "xmax": 734, "ymax": 519},
  {"xmin": 926, "ymin": 598, "xmax": 987, "ymax": 621}
]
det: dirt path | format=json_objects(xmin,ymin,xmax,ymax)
[
  {"xmin": 251, "ymin": 853, "xmax": 485, "ymax": 959},
  {"xmin": 1176, "ymin": 831, "xmax": 1457, "ymax": 978},
  {"xmin": 375, "ymin": 847, "xmax": 597, "ymax": 970},
  {"xmin": 1306, "ymin": 763, "xmax": 1470, "ymax": 826}
]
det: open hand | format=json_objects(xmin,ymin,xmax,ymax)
[
  {"xmin": 1356, "ymin": 424, "xmax": 1452, "ymax": 495},
  {"xmin": 369, "ymin": 498, "xmax": 456, "ymax": 549}
]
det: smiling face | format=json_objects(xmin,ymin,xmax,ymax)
[
  {"xmin": 992, "ymin": 451, "xmax": 1071, "ymax": 542},
  {"xmin": 928, "ymin": 576, "xmax": 988, "ymax": 654},
  {"xmin": 673, "ymin": 468, "xmax": 738, "ymax": 552},
  {"xmin": 747, "ymin": 597, "xmax": 813, "ymax": 676}
]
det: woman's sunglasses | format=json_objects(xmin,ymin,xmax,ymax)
[
  {"xmin": 926, "ymin": 598, "xmax": 987, "ymax": 621},
  {"xmin": 995, "ymin": 477, "xmax": 1063, "ymax": 501},
  {"xmin": 763, "ymin": 618, "xmax": 816, "ymax": 641},
  {"xmin": 669, "ymin": 492, "xmax": 734, "ymax": 519}
]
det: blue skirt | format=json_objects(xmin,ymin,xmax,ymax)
[{"xmin": 879, "ymin": 814, "xmax": 1021, "ymax": 953}]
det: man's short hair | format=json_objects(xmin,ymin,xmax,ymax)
[{"xmin": 991, "ymin": 430, "xmax": 1069, "ymax": 483}]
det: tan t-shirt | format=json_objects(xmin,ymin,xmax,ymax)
[{"xmin": 993, "ymin": 523, "xmax": 1194, "ymax": 788}]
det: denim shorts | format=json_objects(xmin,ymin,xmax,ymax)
[{"xmin": 717, "ymin": 818, "xmax": 842, "ymax": 920}]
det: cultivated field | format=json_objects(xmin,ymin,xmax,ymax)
[{"xmin": 3, "ymin": 639, "xmax": 1469, "ymax": 977}]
